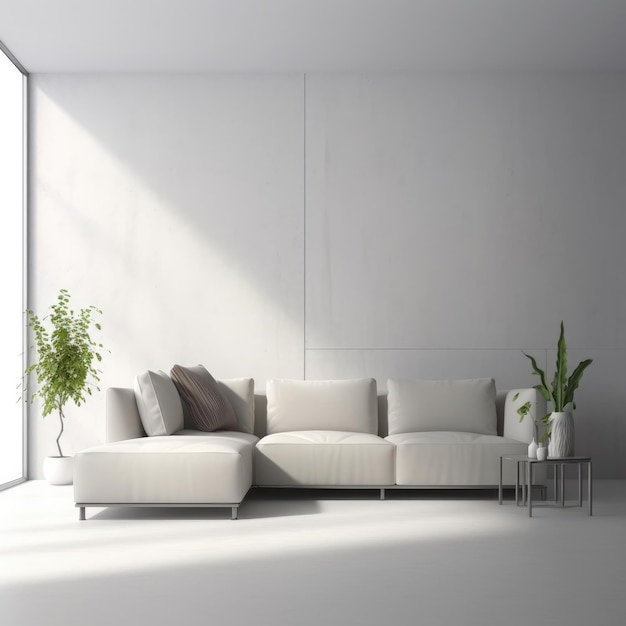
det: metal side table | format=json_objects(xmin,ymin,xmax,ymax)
[{"xmin": 499, "ymin": 454, "xmax": 592, "ymax": 517}]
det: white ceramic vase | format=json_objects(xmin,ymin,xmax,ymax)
[
  {"xmin": 527, "ymin": 438, "xmax": 538, "ymax": 459},
  {"xmin": 548, "ymin": 412, "xmax": 575, "ymax": 458},
  {"xmin": 43, "ymin": 456, "xmax": 74, "ymax": 485},
  {"xmin": 536, "ymin": 446, "xmax": 548, "ymax": 461}
]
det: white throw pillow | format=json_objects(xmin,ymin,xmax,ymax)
[
  {"xmin": 266, "ymin": 378, "xmax": 378, "ymax": 435},
  {"xmin": 387, "ymin": 378, "xmax": 497, "ymax": 436},
  {"xmin": 134, "ymin": 370, "xmax": 184, "ymax": 436}
]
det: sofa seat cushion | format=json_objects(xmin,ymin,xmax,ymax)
[
  {"xmin": 386, "ymin": 431, "xmax": 528, "ymax": 486},
  {"xmin": 74, "ymin": 432, "xmax": 258, "ymax": 505},
  {"xmin": 255, "ymin": 431, "xmax": 395, "ymax": 486}
]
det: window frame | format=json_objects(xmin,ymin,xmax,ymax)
[{"xmin": 0, "ymin": 39, "xmax": 28, "ymax": 491}]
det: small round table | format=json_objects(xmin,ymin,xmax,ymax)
[{"xmin": 499, "ymin": 454, "xmax": 592, "ymax": 517}]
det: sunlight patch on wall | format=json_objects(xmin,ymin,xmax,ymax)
[
  {"xmin": 29, "ymin": 75, "xmax": 305, "ymax": 471},
  {"xmin": 32, "ymin": 78, "xmax": 304, "ymax": 382}
]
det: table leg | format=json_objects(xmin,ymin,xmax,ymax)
[
  {"xmin": 553, "ymin": 464, "xmax": 558, "ymax": 502},
  {"xmin": 515, "ymin": 461, "xmax": 520, "ymax": 505},
  {"xmin": 522, "ymin": 461, "xmax": 527, "ymax": 506},
  {"xmin": 587, "ymin": 460, "xmax": 593, "ymax": 515},
  {"xmin": 578, "ymin": 463, "xmax": 583, "ymax": 507},
  {"xmin": 499, "ymin": 456, "xmax": 503, "ymax": 504},
  {"xmin": 561, "ymin": 463, "xmax": 565, "ymax": 507},
  {"xmin": 527, "ymin": 461, "xmax": 533, "ymax": 517}
]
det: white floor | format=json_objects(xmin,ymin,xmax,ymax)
[{"xmin": 1, "ymin": 480, "xmax": 626, "ymax": 626}]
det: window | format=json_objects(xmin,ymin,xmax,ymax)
[{"xmin": 0, "ymin": 45, "xmax": 27, "ymax": 489}]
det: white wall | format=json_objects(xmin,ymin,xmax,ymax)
[
  {"xmin": 28, "ymin": 74, "xmax": 305, "ymax": 475},
  {"xmin": 304, "ymin": 73, "xmax": 626, "ymax": 478},
  {"xmin": 29, "ymin": 72, "xmax": 626, "ymax": 478}
]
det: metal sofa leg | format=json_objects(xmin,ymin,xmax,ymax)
[
  {"xmin": 79, "ymin": 506, "xmax": 86, "ymax": 521},
  {"xmin": 380, "ymin": 488, "xmax": 386, "ymax": 500},
  {"xmin": 231, "ymin": 506, "xmax": 238, "ymax": 520}
]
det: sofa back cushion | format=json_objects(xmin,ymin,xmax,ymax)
[
  {"xmin": 266, "ymin": 378, "xmax": 378, "ymax": 435},
  {"xmin": 387, "ymin": 378, "xmax": 498, "ymax": 436},
  {"xmin": 217, "ymin": 378, "xmax": 255, "ymax": 434},
  {"xmin": 134, "ymin": 370, "xmax": 184, "ymax": 436}
]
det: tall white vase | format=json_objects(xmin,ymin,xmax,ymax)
[{"xmin": 548, "ymin": 412, "xmax": 575, "ymax": 457}]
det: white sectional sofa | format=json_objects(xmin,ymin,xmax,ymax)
[{"xmin": 74, "ymin": 374, "xmax": 545, "ymax": 520}]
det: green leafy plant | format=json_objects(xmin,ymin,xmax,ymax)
[
  {"xmin": 519, "ymin": 321, "xmax": 592, "ymax": 440},
  {"xmin": 512, "ymin": 394, "xmax": 546, "ymax": 443},
  {"xmin": 22, "ymin": 289, "xmax": 106, "ymax": 457}
]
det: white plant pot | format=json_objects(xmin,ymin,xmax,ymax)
[
  {"xmin": 43, "ymin": 456, "xmax": 74, "ymax": 485},
  {"xmin": 548, "ymin": 412, "xmax": 575, "ymax": 458}
]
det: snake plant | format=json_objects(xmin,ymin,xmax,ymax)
[
  {"xmin": 524, "ymin": 321, "xmax": 592, "ymax": 412},
  {"xmin": 516, "ymin": 321, "xmax": 592, "ymax": 440}
]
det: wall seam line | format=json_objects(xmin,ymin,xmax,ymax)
[{"xmin": 303, "ymin": 73, "xmax": 307, "ymax": 380}]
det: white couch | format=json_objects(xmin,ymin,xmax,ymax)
[{"xmin": 74, "ymin": 375, "xmax": 545, "ymax": 519}]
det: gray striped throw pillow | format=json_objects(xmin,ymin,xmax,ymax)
[{"xmin": 170, "ymin": 364, "xmax": 238, "ymax": 432}]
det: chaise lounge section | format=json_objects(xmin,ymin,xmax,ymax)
[{"xmin": 74, "ymin": 376, "xmax": 257, "ymax": 520}]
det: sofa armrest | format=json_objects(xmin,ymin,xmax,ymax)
[
  {"xmin": 503, "ymin": 388, "xmax": 547, "ymax": 443},
  {"xmin": 106, "ymin": 387, "xmax": 146, "ymax": 443}
]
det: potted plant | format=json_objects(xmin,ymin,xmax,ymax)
[
  {"xmin": 23, "ymin": 289, "xmax": 106, "ymax": 484},
  {"xmin": 520, "ymin": 321, "xmax": 592, "ymax": 457}
]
